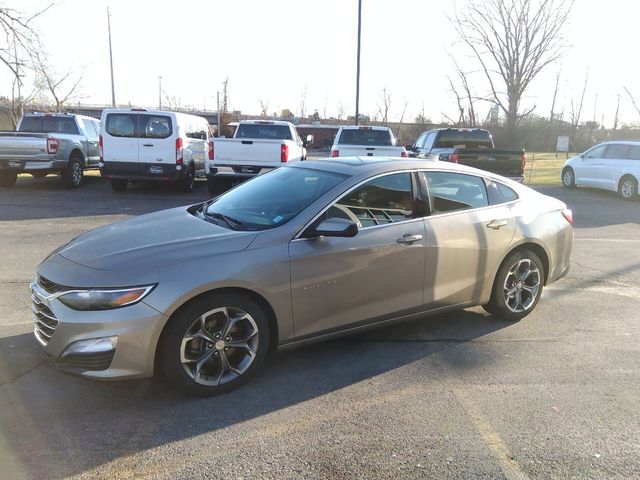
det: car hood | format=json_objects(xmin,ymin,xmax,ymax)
[{"xmin": 57, "ymin": 206, "xmax": 258, "ymax": 271}]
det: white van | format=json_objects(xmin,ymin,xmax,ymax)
[{"xmin": 99, "ymin": 108, "xmax": 210, "ymax": 192}]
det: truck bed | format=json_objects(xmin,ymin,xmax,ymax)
[
  {"xmin": 0, "ymin": 132, "xmax": 51, "ymax": 162},
  {"xmin": 334, "ymin": 145, "xmax": 406, "ymax": 158},
  {"xmin": 213, "ymin": 138, "xmax": 287, "ymax": 167}
]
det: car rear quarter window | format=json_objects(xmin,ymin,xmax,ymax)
[
  {"xmin": 624, "ymin": 145, "xmax": 640, "ymax": 160},
  {"xmin": 140, "ymin": 115, "xmax": 172, "ymax": 139},
  {"xmin": 338, "ymin": 129, "xmax": 392, "ymax": 146},
  {"xmin": 106, "ymin": 113, "xmax": 137, "ymax": 138},
  {"xmin": 325, "ymin": 173, "xmax": 414, "ymax": 228},
  {"xmin": 486, "ymin": 179, "xmax": 519, "ymax": 205},
  {"xmin": 422, "ymin": 171, "xmax": 489, "ymax": 214}
]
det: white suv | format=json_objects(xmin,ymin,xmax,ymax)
[{"xmin": 562, "ymin": 141, "xmax": 640, "ymax": 200}]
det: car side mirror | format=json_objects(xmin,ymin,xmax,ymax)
[{"xmin": 305, "ymin": 218, "xmax": 358, "ymax": 238}]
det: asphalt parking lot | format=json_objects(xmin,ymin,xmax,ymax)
[{"xmin": 0, "ymin": 174, "xmax": 638, "ymax": 480}]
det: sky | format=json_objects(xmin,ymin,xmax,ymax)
[{"xmin": 7, "ymin": 0, "xmax": 640, "ymax": 127}]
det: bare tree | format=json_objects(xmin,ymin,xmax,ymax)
[
  {"xmin": 452, "ymin": 0, "xmax": 573, "ymax": 146},
  {"xmin": 613, "ymin": 94, "xmax": 620, "ymax": 130},
  {"xmin": 34, "ymin": 52, "xmax": 83, "ymax": 112},
  {"xmin": 299, "ymin": 86, "xmax": 307, "ymax": 120},
  {"xmin": 259, "ymin": 98, "xmax": 269, "ymax": 117},
  {"xmin": 336, "ymin": 101, "xmax": 346, "ymax": 120},
  {"xmin": 396, "ymin": 97, "xmax": 409, "ymax": 139},
  {"xmin": 549, "ymin": 69, "xmax": 561, "ymax": 121},
  {"xmin": 569, "ymin": 73, "xmax": 588, "ymax": 129},
  {"xmin": 623, "ymin": 86, "xmax": 640, "ymax": 121},
  {"xmin": 377, "ymin": 86, "xmax": 392, "ymax": 125}
]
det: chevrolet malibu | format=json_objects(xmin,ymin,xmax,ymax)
[{"xmin": 31, "ymin": 159, "xmax": 573, "ymax": 395}]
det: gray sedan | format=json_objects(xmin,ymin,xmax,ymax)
[{"xmin": 31, "ymin": 159, "xmax": 573, "ymax": 395}]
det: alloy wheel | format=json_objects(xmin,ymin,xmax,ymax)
[
  {"xmin": 621, "ymin": 179, "xmax": 636, "ymax": 199},
  {"xmin": 179, "ymin": 306, "xmax": 259, "ymax": 386},
  {"xmin": 562, "ymin": 169, "xmax": 574, "ymax": 187},
  {"xmin": 503, "ymin": 258, "xmax": 541, "ymax": 313}
]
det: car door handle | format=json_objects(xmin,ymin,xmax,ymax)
[
  {"xmin": 142, "ymin": 143, "xmax": 154, "ymax": 147},
  {"xmin": 397, "ymin": 234, "xmax": 423, "ymax": 244},
  {"xmin": 487, "ymin": 220, "xmax": 508, "ymax": 230}
]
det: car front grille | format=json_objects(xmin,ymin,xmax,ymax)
[{"xmin": 31, "ymin": 276, "xmax": 61, "ymax": 345}]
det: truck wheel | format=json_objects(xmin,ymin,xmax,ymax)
[
  {"xmin": 110, "ymin": 178, "xmax": 128, "ymax": 191},
  {"xmin": 62, "ymin": 157, "xmax": 83, "ymax": 188},
  {"xmin": 179, "ymin": 165, "xmax": 195, "ymax": 193},
  {"xmin": 207, "ymin": 176, "xmax": 230, "ymax": 196},
  {"xmin": 0, "ymin": 171, "xmax": 17, "ymax": 187}
]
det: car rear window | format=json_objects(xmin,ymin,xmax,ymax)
[
  {"xmin": 235, "ymin": 124, "xmax": 292, "ymax": 140},
  {"xmin": 139, "ymin": 115, "xmax": 172, "ymax": 139},
  {"xmin": 18, "ymin": 116, "xmax": 79, "ymax": 135},
  {"xmin": 338, "ymin": 129, "xmax": 392, "ymax": 146},
  {"xmin": 433, "ymin": 130, "xmax": 493, "ymax": 149},
  {"xmin": 106, "ymin": 113, "xmax": 137, "ymax": 138}
]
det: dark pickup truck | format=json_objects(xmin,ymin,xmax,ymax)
[{"xmin": 407, "ymin": 128, "xmax": 525, "ymax": 182}]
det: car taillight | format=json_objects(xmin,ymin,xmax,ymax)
[
  {"xmin": 208, "ymin": 140, "xmax": 214, "ymax": 160},
  {"xmin": 331, "ymin": 149, "xmax": 339, "ymax": 157},
  {"xmin": 401, "ymin": 150, "xmax": 408, "ymax": 158},
  {"xmin": 176, "ymin": 137, "xmax": 183, "ymax": 165},
  {"xmin": 520, "ymin": 153, "xmax": 526, "ymax": 170},
  {"xmin": 47, "ymin": 137, "xmax": 59, "ymax": 154},
  {"xmin": 449, "ymin": 152, "xmax": 460, "ymax": 163},
  {"xmin": 280, "ymin": 143, "xmax": 289, "ymax": 163},
  {"xmin": 561, "ymin": 208, "xmax": 573, "ymax": 225},
  {"xmin": 99, "ymin": 134, "xmax": 103, "ymax": 161}
]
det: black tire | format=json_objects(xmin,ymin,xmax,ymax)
[
  {"xmin": 62, "ymin": 156, "xmax": 84, "ymax": 188},
  {"xmin": 160, "ymin": 292, "xmax": 270, "ymax": 396},
  {"xmin": 561, "ymin": 167, "xmax": 576, "ymax": 188},
  {"xmin": 207, "ymin": 175, "xmax": 230, "ymax": 196},
  {"xmin": 483, "ymin": 249, "xmax": 545, "ymax": 322},
  {"xmin": 0, "ymin": 171, "xmax": 17, "ymax": 187},
  {"xmin": 618, "ymin": 175, "xmax": 638, "ymax": 201},
  {"xmin": 110, "ymin": 178, "xmax": 128, "ymax": 191},
  {"xmin": 178, "ymin": 165, "xmax": 195, "ymax": 193}
]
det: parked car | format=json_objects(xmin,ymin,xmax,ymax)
[
  {"xmin": 0, "ymin": 113, "xmax": 101, "ymax": 188},
  {"xmin": 562, "ymin": 141, "xmax": 640, "ymax": 200},
  {"xmin": 407, "ymin": 128, "xmax": 526, "ymax": 182},
  {"xmin": 32, "ymin": 158, "xmax": 573, "ymax": 395},
  {"xmin": 330, "ymin": 125, "xmax": 407, "ymax": 158},
  {"xmin": 207, "ymin": 120, "xmax": 311, "ymax": 195},
  {"xmin": 99, "ymin": 108, "xmax": 210, "ymax": 193}
]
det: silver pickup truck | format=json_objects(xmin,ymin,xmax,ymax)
[{"xmin": 0, "ymin": 113, "xmax": 101, "ymax": 188}]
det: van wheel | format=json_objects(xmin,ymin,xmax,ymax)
[
  {"xmin": 110, "ymin": 178, "xmax": 128, "ymax": 191},
  {"xmin": 0, "ymin": 171, "xmax": 17, "ymax": 187},
  {"xmin": 160, "ymin": 292, "xmax": 270, "ymax": 396},
  {"xmin": 179, "ymin": 165, "xmax": 195, "ymax": 193},
  {"xmin": 62, "ymin": 157, "xmax": 83, "ymax": 188}
]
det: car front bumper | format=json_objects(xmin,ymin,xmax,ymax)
[{"xmin": 31, "ymin": 280, "xmax": 168, "ymax": 380}]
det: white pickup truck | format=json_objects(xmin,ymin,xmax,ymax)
[
  {"xmin": 206, "ymin": 120, "xmax": 312, "ymax": 194},
  {"xmin": 330, "ymin": 125, "xmax": 407, "ymax": 159}
]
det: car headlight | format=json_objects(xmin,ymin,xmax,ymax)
[{"xmin": 57, "ymin": 285, "xmax": 156, "ymax": 311}]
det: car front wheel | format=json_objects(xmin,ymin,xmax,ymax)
[
  {"xmin": 483, "ymin": 249, "xmax": 545, "ymax": 321},
  {"xmin": 561, "ymin": 167, "xmax": 575, "ymax": 188},
  {"xmin": 160, "ymin": 293, "xmax": 270, "ymax": 396}
]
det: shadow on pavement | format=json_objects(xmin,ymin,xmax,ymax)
[{"xmin": 0, "ymin": 308, "xmax": 511, "ymax": 479}]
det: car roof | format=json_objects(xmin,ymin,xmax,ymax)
[
  {"xmin": 239, "ymin": 120, "xmax": 292, "ymax": 125},
  {"xmin": 338, "ymin": 125, "xmax": 391, "ymax": 131},
  {"xmin": 596, "ymin": 140, "xmax": 640, "ymax": 146}
]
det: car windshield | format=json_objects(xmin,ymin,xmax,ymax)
[
  {"xmin": 202, "ymin": 167, "xmax": 347, "ymax": 231},
  {"xmin": 338, "ymin": 129, "xmax": 393, "ymax": 146}
]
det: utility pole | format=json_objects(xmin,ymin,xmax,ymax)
[
  {"xmin": 107, "ymin": 7, "xmax": 116, "ymax": 106},
  {"xmin": 12, "ymin": 20, "xmax": 23, "ymax": 121},
  {"xmin": 354, "ymin": 0, "xmax": 362, "ymax": 125},
  {"xmin": 158, "ymin": 76, "xmax": 162, "ymax": 110},
  {"xmin": 216, "ymin": 91, "xmax": 221, "ymax": 137}
]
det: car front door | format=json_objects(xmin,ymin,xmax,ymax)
[
  {"xmin": 419, "ymin": 171, "xmax": 517, "ymax": 306},
  {"xmin": 289, "ymin": 172, "xmax": 427, "ymax": 339},
  {"xmin": 137, "ymin": 114, "xmax": 175, "ymax": 176},
  {"xmin": 575, "ymin": 144, "xmax": 607, "ymax": 187}
]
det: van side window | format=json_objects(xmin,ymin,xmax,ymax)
[
  {"xmin": 106, "ymin": 114, "xmax": 137, "ymax": 138},
  {"xmin": 140, "ymin": 115, "xmax": 172, "ymax": 139},
  {"xmin": 185, "ymin": 120, "xmax": 208, "ymax": 140}
]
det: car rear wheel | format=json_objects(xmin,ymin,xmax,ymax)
[
  {"xmin": 110, "ymin": 178, "xmax": 128, "ymax": 191},
  {"xmin": 483, "ymin": 249, "xmax": 545, "ymax": 321},
  {"xmin": 561, "ymin": 167, "xmax": 575, "ymax": 188},
  {"xmin": 160, "ymin": 293, "xmax": 270, "ymax": 396},
  {"xmin": 618, "ymin": 175, "xmax": 637, "ymax": 200},
  {"xmin": 62, "ymin": 157, "xmax": 83, "ymax": 188},
  {"xmin": 0, "ymin": 171, "xmax": 17, "ymax": 187}
]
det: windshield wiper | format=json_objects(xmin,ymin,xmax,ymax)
[{"xmin": 204, "ymin": 211, "xmax": 243, "ymax": 230}]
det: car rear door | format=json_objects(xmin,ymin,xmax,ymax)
[
  {"xmin": 419, "ymin": 171, "xmax": 517, "ymax": 306},
  {"xmin": 137, "ymin": 113, "xmax": 175, "ymax": 176},
  {"xmin": 103, "ymin": 112, "xmax": 139, "ymax": 175},
  {"xmin": 80, "ymin": 119, "xmax": 100, "ymax": 166},
  {"xmin": 599, "ymin": 143, "xmax": 630, "ymax": 191},
  {"xmin": 289, "ymin": 172, "xmax": 427, "ymax": 338}
]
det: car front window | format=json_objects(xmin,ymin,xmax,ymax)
[{"xmin": 202, "ymin": 168, "xmax": 347, "ymax": 231}]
